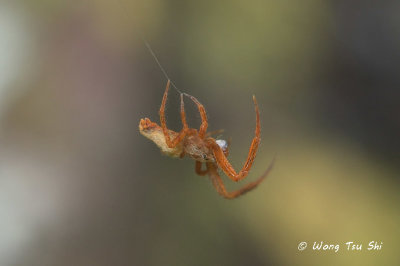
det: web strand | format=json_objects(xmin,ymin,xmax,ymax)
[
  {"xmin": 116, "ymin": 0, "xmax": 183, "ymax": 94},
  {"xmin": 142, "ymin": 40, "xmax": 182, "ymax": 94}
]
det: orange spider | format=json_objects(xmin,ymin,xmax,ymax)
[{"xmin": 139, "ymin": 80, "xmax": 275, "ymax": 199}]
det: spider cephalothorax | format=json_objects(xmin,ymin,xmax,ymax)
[{"xmin": 139, "ymin": 80, "xmax": 274, "ymax": 199}]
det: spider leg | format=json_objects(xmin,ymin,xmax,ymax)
[
  {"xmin": 159, "ymin": 80, "xmax": 188, "ymax": 148},
  {"xmin": 208, "ymin": 95, "xmax": 261, "ymax": 182},
  {"xmin": 207, "ymin": 160, "xmax": 274, "ymax": 199},
  {"xmin": 195, "ymin": 161, "xmax": 208, "ymax": 176},
  {"xmin": 206, "ymin": 129, "xmax": 230, "ymax": 156},
  {"xmin": 224, "ymin": 137, "xmax": 232, "ymax": 157},
  {"xmin": 205, "ymin": 129, "xmax": 224, "ymax": 137},
  {"xmin": 184, "ymin": 93, "xmax": 208, "ymax": 138}
]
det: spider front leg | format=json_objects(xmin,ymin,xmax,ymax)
[
  {"xmin": 207, "ymin": 161, "xmax": 274, "ymax": 199},
  {"xmin": 195, "ymin": 161, "xmax": 208, "ymax": 176},
  {"xmin": 159, "ymin": 80, "xmax": 188, "ymax": 148},
  {"xmin": 208, "ymin": 96, "xmax": 261, "ymax": 182}
]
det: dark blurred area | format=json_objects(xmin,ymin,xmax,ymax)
[{"xmin": 0, "ymin": 1, "xmax": 398, "ymax": 265}]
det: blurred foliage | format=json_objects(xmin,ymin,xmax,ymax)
[{"xmin": 0, "ymin": 0, "xmax": 399, "ymax": 265}]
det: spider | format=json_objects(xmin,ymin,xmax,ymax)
[{"xmin": 139, "ymin": 80, "xmax": 275, "ymax": 199}]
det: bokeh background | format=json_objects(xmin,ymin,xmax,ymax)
[{"xmin": 0, "ymin": 0, "xmax": 399, "ymax": 265}]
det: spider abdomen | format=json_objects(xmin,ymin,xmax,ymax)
[{"xmin": 139, "ymin": 118, "xmax": 184, "ymax": 158}]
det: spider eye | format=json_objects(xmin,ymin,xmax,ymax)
[{"xmin": 216, "ymin": 139, "xmax": 228, "ymax": 151}]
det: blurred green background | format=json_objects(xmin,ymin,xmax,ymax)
[{"xmin": 0, "ymin": 0, "xmax": 399, "ymax": 265}]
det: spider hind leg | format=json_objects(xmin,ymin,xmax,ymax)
[
  {"xmin": 184, "ymin": 93, "xmax": 208, "ymax": 138},
  {"xmin": 159, "ymin": 80, "xmax": 188, "ymax": 148}
]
